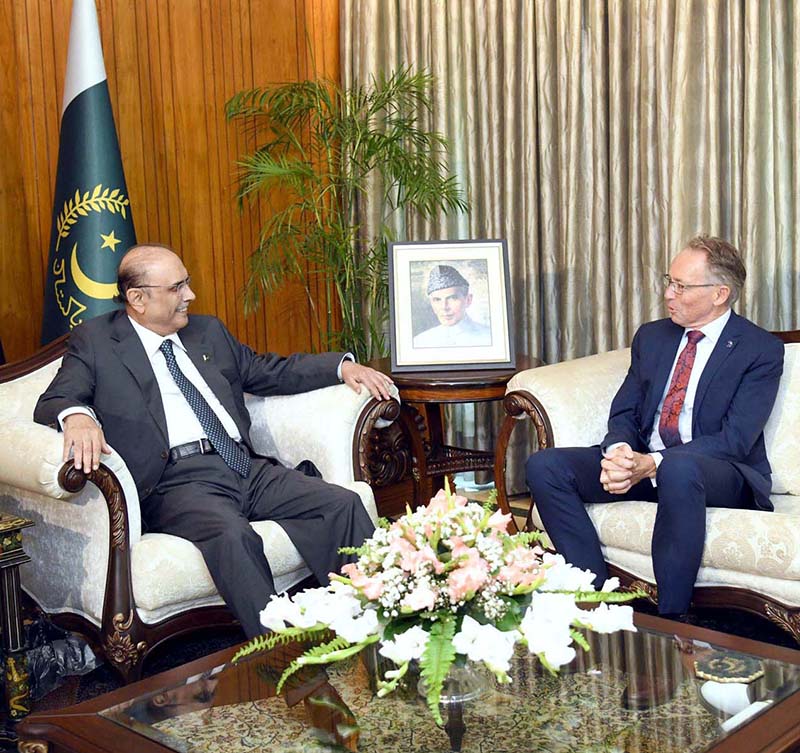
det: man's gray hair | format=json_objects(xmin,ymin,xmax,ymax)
[{"xmin": 686, "ymin": 235, "xmax": 746, "ymax": 305}]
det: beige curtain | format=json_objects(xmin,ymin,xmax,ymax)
[{"xmin": 342, "ymin": 0, "xmax": 800, "ymax": 494}]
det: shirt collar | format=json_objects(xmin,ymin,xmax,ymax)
[
  {"xmin": 690, "ymin": 308, "xmax": 731, "ymax": 346},
  {"xmin": 128, "ymin": 316, "xmax": 186, "ymax": 358}
]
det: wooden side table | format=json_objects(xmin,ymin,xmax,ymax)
[
  {"xmin": 367, "ymin": 357, "xmax": 531, "ymax": 514},
  {"xmin": 0, "ymin": 513, "xmax": 33, "ymax": 744}
]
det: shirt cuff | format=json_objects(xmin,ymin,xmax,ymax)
[
  {"xmin": 648, "ymin": 451, "xmax": 663, "ymax": 486},
  {"xmin": 337, "ymin": 352, "xmax": 355, "ymax": 381},
  {"xmin": 57, "ymin": 406, "xmax": 99, "ymax": 430},
  {"xmin": 603, "ymin": 442, "xmax": 631, "ymax": 458}
]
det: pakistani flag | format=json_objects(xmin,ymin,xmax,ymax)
[{"xmin": 41, "ymin": 0, "xmax": 136, "ymax": 344}]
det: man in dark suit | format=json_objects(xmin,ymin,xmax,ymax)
[
  {"xmin": 35, "ymin": 243, "xmax": 393, "ymax": 637},
  {"xmin": 525, "ymin": 236, "xmax": 784, "ymax": 618}
]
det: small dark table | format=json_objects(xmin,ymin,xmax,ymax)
[
  {"xmin": 0, "ymin": 514, "xmax": 34, "ymax": 744},
  {"xmin": 368, "ymin": 357, "xmax": 531, "ymax": 511}
]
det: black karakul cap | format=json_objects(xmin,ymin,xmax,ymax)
[{"xmin": 427, "ymin": 265, "xmax": 469, "ymax": 295}]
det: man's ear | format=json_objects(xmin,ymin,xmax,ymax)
[
  {"xmin": 714, "ymin": 284, "xmax": 731, "ymax": 306},
  {"xmin": 465, "ymin": 292, "xmax": 474, "ymax": 307},
  {"xmin": 126, "ymin": 288, "xmax": 147, "ymax": 312}
]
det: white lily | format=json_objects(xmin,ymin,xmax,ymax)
[
  {"xmin": 576, "ymin": 603, "xmax": 636, "ymax": 633},
  {"xmin": 259, "ymin": 593, "xmax": 318, "ymax": 631},
  {"xmin": 452, "ymin": 615, "xmax": 517, "ymax": 675},
  {"xmin": 539, "ymin": 553, "xmax": 598, "ymax": 592},
  {"xmin": 330, "ymin": 609, "xmax": 380, "ymax": 643},
  {"xmin": 519, "ymin": 592, "xmax": 581, "ymax": 668},
  {"xmin": 379, "ymin": 625, "xmax": 430, "ymax": 664}
]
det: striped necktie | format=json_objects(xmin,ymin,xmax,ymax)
[
  {"xmin": 159, "ymin": 339, "xmax": 251, "ymax": 477},
  {"xmin": 658, "ymin": 330, "xmax": 705, "ymax": 448}
]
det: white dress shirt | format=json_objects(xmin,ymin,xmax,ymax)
[{"xmin": 127, "ymin": 317, "xmax": 242, "ymax": 447}]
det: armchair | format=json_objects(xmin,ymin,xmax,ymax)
[
  {"xmin": 0, "ymin": 335, "xmax": 399, "ymax": 682},
  {"xmin": 495, "ymin": 330, "xmax": 800, "ymax": 644}
]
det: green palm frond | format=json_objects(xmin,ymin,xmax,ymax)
[{"xmin": 226, "ymin": 66, "xmax": 469, "ymax": 361}]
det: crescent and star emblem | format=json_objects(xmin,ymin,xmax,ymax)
[{"xmin": 70, "ymin": 242, "xmax": 118, "ymax": 300}]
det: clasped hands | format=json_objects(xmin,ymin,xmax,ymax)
[{"xmin": 600, "ymin": 444, "xmax": 657, "ymax": 494}]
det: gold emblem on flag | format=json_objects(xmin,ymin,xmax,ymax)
[{"xmin": 55, "ymin": 184, "xmax": 130, "ymax": 252}]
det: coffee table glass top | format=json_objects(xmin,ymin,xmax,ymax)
[{"xmin": 99, "ymin": 621, "xmax": 800, "ymax": 753}]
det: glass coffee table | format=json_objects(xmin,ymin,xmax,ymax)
[{"xmin": 17, "ymin": 613, "xmax": 800, "ymax": 753}]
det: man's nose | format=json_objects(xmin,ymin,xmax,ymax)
[
  {"xmin": 664, "ymin": 285, "xmax": 675, "ymax": 301},
  {"xmin": 184, "ymin": 285, "xmax": 197, "ymax": 302}
]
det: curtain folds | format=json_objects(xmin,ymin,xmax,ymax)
[{"xmin": 342, "ymin": 0, "xmax": 799, "ymax": 495}]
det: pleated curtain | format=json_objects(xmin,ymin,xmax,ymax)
[{"xmin": 341, "ymin": 0, "xmax": 800, "ymax": 494}]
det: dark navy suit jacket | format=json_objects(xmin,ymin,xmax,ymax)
[
  {"xmin": 600, "ymin": 312, "xmax": 784, "ymax": 510},
  {"xmin": 34, "ymin": 311, "xmax": 345, "ymax": 502}
]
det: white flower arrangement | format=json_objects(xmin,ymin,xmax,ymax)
[{"xmin": 233, "ymin": 484, "xmax": 640, "ymax": 724}]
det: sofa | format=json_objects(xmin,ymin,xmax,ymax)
[
  {"xmin": 0, "ymin": 334, "xmax": 400, "ymax": 681},
  {"xmin": 495, "ymin": 330, "xmax": 800, "ymax": 643}
]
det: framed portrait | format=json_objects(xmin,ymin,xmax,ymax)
[{"xmin": 388, "ymin": 239, "xmax": 515, "ymax": 372}]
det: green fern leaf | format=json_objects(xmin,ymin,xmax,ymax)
[{"xmin": 419, "ymin": 616, "xmax": 457, "ymax": 725}]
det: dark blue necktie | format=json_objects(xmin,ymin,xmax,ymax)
[{"xmin": 159, "ymin": 339, "xmax": 251, "ymax": 477}]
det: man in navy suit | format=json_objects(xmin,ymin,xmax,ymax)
[
  {"xmin": 525, "ymin": 236, "xmax": 784, "ymax": 618},
  {"xmin": 35, "ymin": 244, "xmax": 393, "ymax": 637}
]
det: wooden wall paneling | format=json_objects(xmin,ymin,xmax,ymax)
[
  {"xmin": 225, "ymin": 0, "xmax": 260, "ymax": 350},
  {"xmin": 208, "ymin": 0, "xmax": 245, "ymax": 346},
  {"xmin": 0, "ymin": 0, "xmax": 342, "ymax": 362},
  {"xmin": 0, "ymin": 2, "xmax": 36, "ymax": 362}
]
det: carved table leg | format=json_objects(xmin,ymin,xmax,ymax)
[{"xmin": 0, "ymin": 517, "xmax": 34, "ymax": 746}]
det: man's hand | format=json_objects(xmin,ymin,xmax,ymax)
[
  {"xmin": 341, "ymin": 361, "xmax": 394, "ymax": 401},
  {"xmin": 600, "ymin": 444, "xmax": 656, "ymax": 494},
  {"xmin": 62, "ymin": 414, "xmax": 111, "ymax": 472}
]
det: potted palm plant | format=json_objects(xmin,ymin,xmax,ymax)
[{"xmin": 225, "ymin": 67, "xmax": 468, "ymax": 361}]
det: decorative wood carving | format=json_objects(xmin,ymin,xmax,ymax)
[
  {"xmin": 354, "ymin": 398, "xmax": 404, "ymax": 486},
  {"xmin": 59, "ymin": 461, "xmax": 129, "ymax": 551},
  {"xmin": 104, "ymin": 611, "xmax": 147, "ymax": 672},
  {"xmin": 764, "ymin": 603, "xmax": 800, "ymax": 643},
  {"xmin": 628, "ymin": 580, "xmax": 659, "ymax": 605},
  {"xmin": 18, "ymin": 741, "xmax": 48, "ymax": 753}
]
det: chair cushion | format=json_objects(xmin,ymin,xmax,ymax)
[
  {"xmin": 131, "ymin": 481, "xmax": 377, "ymax": 622},
  {"xmin": 529, "ymin": 494, "xmax": 800, "ymax": 581}
]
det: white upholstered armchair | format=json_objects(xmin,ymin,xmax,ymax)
[
  {"xmin": 495, "ymin": 331, "xmax": 800, "ymax": 644},
  {"xmin": 0, "ymin": 335, "xmax": 399, "ymax": 682}
]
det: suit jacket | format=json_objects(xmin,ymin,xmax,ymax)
[
  {"xmin": 34, "ymin": 311, "xmax": 345, "ymax": 501},
  {"xmin": 600, "ymin": 312, "xmax": 784, "ymax": 510}
]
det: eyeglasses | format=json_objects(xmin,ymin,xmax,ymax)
[
  {"xmin": 661, "ymin": 274, "xmax": 718, "ymax": 296},
  {"xmin": 135, "ymin": 276, "xmax": 192, "ymax": 294}
]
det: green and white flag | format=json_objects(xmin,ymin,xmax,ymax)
[{"xmin": 41, "ymin": 0, "xmax": 136, "ymax": 344}]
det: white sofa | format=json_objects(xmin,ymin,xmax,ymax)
[
  {"xmin": 496, "ymin": 332, "xmax": 800, "ymax": 643},
  {"xmin": 0, "ymin": 335, "xmax": 399, "ymax": 681}
]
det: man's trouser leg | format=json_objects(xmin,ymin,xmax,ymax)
[
  {"xmin": 243, "ymin": 457, "xmax": 375, "ymax": 590},
  {"xmin": 143, "ymin": 454, "xmax": 277, "ymax": 637},
  {"xmin": 653, "ymin": 452, "xmax": 752, "ymax": 614},
  {"xmin": 525, "ymin": 447, "xmax": 657, "ymax": 586}
]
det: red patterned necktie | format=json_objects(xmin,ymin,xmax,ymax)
[{"xmin": 658, "ymin": 330, "xmax": 705, "ymax": 448}]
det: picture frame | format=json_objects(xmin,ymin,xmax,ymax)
[{"xmin": 388, "ymin": 239, "xmax": 515, "ymax": 372}]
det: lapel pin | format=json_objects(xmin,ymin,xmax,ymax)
[
  {"xmin": 725, "ymin": 340, "xmax": 733, "ymax": 348},
  {"xmin": 202, "ymin": 354, "xmax": 210, "ymax": 361}
]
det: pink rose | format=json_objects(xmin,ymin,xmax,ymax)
[{"xmin": 402, "ymin": 583, "xmax": 437, "ymax": 611}]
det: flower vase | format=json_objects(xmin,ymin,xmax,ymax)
[{"xmin": 418, "ymin": 659, "xmax": 491, "ymax": 705}]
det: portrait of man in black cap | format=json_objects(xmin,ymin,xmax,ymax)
[{"xmin": 413, "ymin": 264, "xmax": 492, "ymax": 348}]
